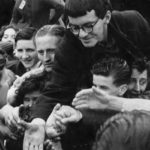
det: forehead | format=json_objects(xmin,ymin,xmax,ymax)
[
  {"xmin": 4, "ymin": 28, "xmax": 16, "ymax": 35},
  {"xmin": 16, "ymin": 39, "xmax": 35, "ymax": 49},
  {"xmin": 68, "ymin": 10, "xmax": 97, "ymax": 25},
  {"xmin": 35, "ymin": 35, "xmax": 60, "ymax": 50},
  {"xmin": 131, "ymin": 69, "xmax": 148, "ymax": 79},
  {"xmin": 93, "ymin": 74, "xmax": 116, "ymax": 86}
]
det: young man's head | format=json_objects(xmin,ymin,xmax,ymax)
[
  {"xmin": 15, "ymin": 27, "xmax": 39, "ymax": 70},
  {"xmin": 65, "ymin": 0, "xmax": 112, "ymax": 47},
  {"xmin": 34, "ymin": 25, "xmax": 65, "ymax": 72},
  {"xmin": 91, "ymin": 56, "xmax": 131, "ymax": 96},
  {"xmin": 128, "ymin": 59, "xmax": 149, "ymax": 96},
  {"xmin": 93, "ymin": 111, "xmax": 150, "ymax": 150}
]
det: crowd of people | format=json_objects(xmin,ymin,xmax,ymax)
[{"xmin": 0, "ymin": 0, "xmax": 150, "ymax": 150}]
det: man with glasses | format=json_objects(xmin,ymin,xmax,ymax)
[{"xmin": 22, "ymin": 0, "xmax": 150, "ymax": 150}]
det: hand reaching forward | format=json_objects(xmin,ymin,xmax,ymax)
[{"xmin": 72, "ymin": 86, "xmax": 110, "ymax": 110}]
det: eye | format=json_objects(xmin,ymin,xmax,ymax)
[
  {"xmin": 47, "ymin": 49, "xmax": 55, "ymax": 53},
  {"xmin": 140, "ymin": 79, "xmax": 147, "ymax": 85},
  {"xmin": 17, "ymin": 49, "xmax": 23, "ymax": 52},
  {"xmin": 38, "ymin": 50, "xmax": 44, "ymax": 55},
  {"xmin": 99, "ymin": 85, "xmax": 109, "ymax": 91}
]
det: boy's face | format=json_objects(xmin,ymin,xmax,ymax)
[
  {"xmin": 68, "ymin": 10, "xmax": 110, "ymax": 48},
  {"xmin": 93, "ymin": 74, "xmax": 126, "ymax": 96},
  {"xmin": 128, "ymin": 68, "xmax": 148, "ymax": 96},
  {"xmin": 15, "ymin": 39, "xmax": 39, "ymax": 70},
  {"xmin": 23, "ymin": 90, "xmax": 41, "ymax": 107},
  {"xmin": 35, "ymin": 35, "xmax": 58, "ymax": 72}
]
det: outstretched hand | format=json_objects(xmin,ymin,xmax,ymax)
[
  {"xmin": 19, "ymin": 118, "xmax": 45, "ymax": 150},
  {"xmin": 72, "ymin": 86, "xmax": 110, "ymax": 110}
]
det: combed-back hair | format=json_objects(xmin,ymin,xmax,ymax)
[
  {"xmin": 35, "ymin": 24, "xmax": 65, "ymax": 38},
  {"xmin": 34, "ymin": 24, "xmax": 65, "ymax": 46},
  {"xmin": 93, "ymin": 110, "xmax": 150, "ymax": 150},
  {"xmin": 65, "ymin": 0, "xmax": 112, "ymax": 18},
  {"xmin": 91, "ymin": 55, "xmax": 131, "ymax": 86},
  {"xmin": 15, "ymin": 27, "xmax": 37, "ymax": 44}
]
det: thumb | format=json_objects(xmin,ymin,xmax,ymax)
[
  {"xmin": 18, "ymin": 120, "xmax": 30, "ymax": 130},
  {"xmin": 53, "ymin": 103, "xmax": 61, "ymax": 112}
]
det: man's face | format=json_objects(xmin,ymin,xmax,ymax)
[
  {"xmin": 68, "ymin": 10, "xmax": 109, "ymax": 48},
  {"xmin": 93, "ymin": 74, "xmax": 125, "ymax": 96},
  {"xmin": 15, "ymin": 39, "xmax": 39, "ymax": 70},
  {"xmin": 2, "ymin": 28, "xmax": 16, "ymax": 45},
  {"xmin": 23, "ymin": 90, "xmax": 41, "ymax": 107},
  {"xmin": 128, "ymin": 68, "xmax": 148, "ymax": 96},
  {"xmin": 35, "ymin": 35, "xmax": 58, "ymax": 72}
]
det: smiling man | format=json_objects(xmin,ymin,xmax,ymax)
[{"xmin": 9, "ymin": 27, "xmax": 40, "ymax": 76}]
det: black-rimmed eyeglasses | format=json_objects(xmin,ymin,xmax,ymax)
[{"xmin": 68, "ymin": 19, "xmax": 99, "ymax": 36}]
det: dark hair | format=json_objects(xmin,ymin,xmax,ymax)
[
  {"xmin": 91, "ymin": 55, "xmax": 131, "ymax": 86},
  {"xmin": 0, "ymin": 24, "xmax": 18, "ymax": 40},
  {"xmin": 15, "ymin": 72, "xmax": 47, "ymax": 106},
  {"xmin": 15, "ymin": 27, "xmax": 37, "ymax": 44},
  {"xmin": 93, "ymin": 111, "xmax": 150, "ymax": 150},
  {"xmin": 65, "ymin": 0, "xmax": 112, "ymax": 18},
  {"xmin": 131, "ymin": 58, "xmax": 149, "ymax": 73}
]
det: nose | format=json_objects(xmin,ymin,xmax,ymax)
[
  {"xmin": 134, "ymin": 82, "xmax": 140, "ymax": 92},
  {"xmin": 78, "ymin": 28, "xmax": 88, "ymax": 38},
  {"xmin": 43, "ymin": 52, "xmax": 51, "ymax": 62},
  {"xmin": 22, "ymin": 50, "xmax": 29, "ymax": 59}
]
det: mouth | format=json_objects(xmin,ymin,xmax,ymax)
[
  {"xmin": 22, "ymin": 59, "xmax": 33, "ymax": 65},
  {"xmin": 44, "ymin": 63, "xmax": 53, "ymax": 68}
]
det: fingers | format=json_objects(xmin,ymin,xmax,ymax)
[
  {"xmin": 72, "ymin": 99, "xmax": 87, "ymax": 107},
  {"xmin": 75, "ymin": 88, "xmax": 92, "ymax": 98},
  {"xmin": 18, "ymin": 120, "xmax": 30, "ymax": 130},
  {"xmin": 75, "ymin": 103, "xmax": 89, "ymax": 109}
]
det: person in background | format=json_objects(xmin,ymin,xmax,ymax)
[
  {"xmin": 92, "ymin": 111, "xmax": 150, "ymax": 150},
  {"xmin": 127, "ymin": 58, "xmax": 150, "ymax": 98},
  {"xmin": 8, "ymin": 27, "xmax": 41, "ymax": 76},
  {"xmin": 0, "ymin": 48, "xmax": 16, "ymax": 108},
  {"xmin": 0, "ymin": 25, "xmax": 18, "ymax": 45},
  {"xmin": 10, "ymin": 0, "xmax": 65, "ymax": 29}
]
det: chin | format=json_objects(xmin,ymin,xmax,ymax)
[{"xmin": 81, "ymin": 40, "xmax": 98, "ymax": 48}]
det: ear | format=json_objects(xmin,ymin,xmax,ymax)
[
  {"xmin": 104, "ymin": 10, "xmax": 111, "ymax": 24},
  {"xmin": 118, "ymin": 84, "xmax": 128, "ymax": 96}
]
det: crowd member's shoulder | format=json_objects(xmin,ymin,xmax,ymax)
[{"xmin": 111, "ymin": 10, "xmax": 150, "ymax": 29}]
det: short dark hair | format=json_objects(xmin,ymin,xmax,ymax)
[
  {"xmin": 91, "ymin": 55, "xmax": 131, "ymax": 86},
  {"xmin": 15, "ymin": 72, "xmax": 47, "ymax": 106},
  {"xmin": 15, "ymin": 27, "xmax": 37, "ymax": 44},
  {"xmin": 93, "ymin": 111, "xmax": 150, "ymax": 150},
  {"xmin": 65, "ymin": 0, "xmax": 112, "ymax": 18},
  {"xmin": 131, "ymin": 58, "xmax": 149, "ymax": 73}
]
